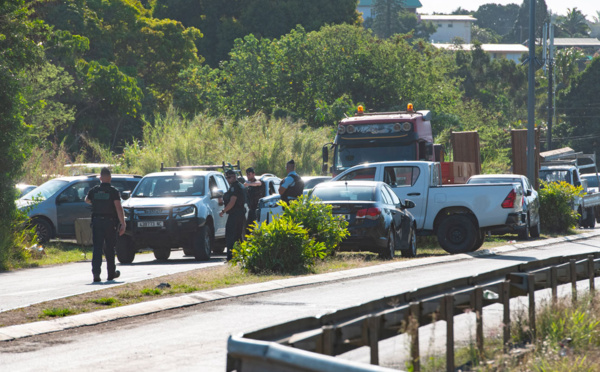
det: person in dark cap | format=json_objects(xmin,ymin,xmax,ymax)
[
  {"xmin": 220, "ymin": 169, "xmax": 246, "ymax": 260},
  {"xmin": 85, "ymin": 167, "xmax": 125, "ymax": 282},
  {"xmin": 243, "ymin": 167, "xmax": 263, "ymax": 233},
  {"xmin": 279, "ymin": 159, "xmax": 304, "ymax": 204}
]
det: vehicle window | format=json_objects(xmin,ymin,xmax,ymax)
[
  {"xmin": 21, "ymin": 179, "xmax": 68, "ymax": 200},
  {"xmin": 380, "ymin": 187, "xmax": 392, "ymax": 204},
  {"xmin": 338, "ymin": 167, "xmax": 376, "ymax": 181},
  {"xmin": 60, "ymin": 181, "xmax": 98, "ymax": 203},
  {"xmin": 215, "ymin": 175, "xmax": 228, "ymax": 192},
  {"xmin": 312, "ymin": 186, "xmax": 375, "ymax": 201},
  {"xmin": 384, "ymin": 185, "xmax": 400, "ymax": 204},
  {"xmin": 539, "ymin": 170, "xmax": 571, "ymax": 184},
  {"xmin": 384, "ymin": 166, "xmax": 420, "ymax": 187},
  {"xmin": 268, "ymin": 179, "xmax": 280, "ymax": 195},
  {"xmin": 522, "ymin": 177, "xmax": 531, "ymax": 191},
  {"xmin": 112, "ymin": 180, "xmax": 139, "ymax": 194},
  {"xmin": 132, "ymin": 176, "xmax": 205, "ymax": 197}
]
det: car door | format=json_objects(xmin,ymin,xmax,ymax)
[
  {"xmin": 384, "ymin": 184, "xmax": 410, "ymax": 243},
  {"xmin": 383, "ymin": 165, "xmax": 427, "ymax": 229},
  {"xmin": 56, "ymin": 180, "xmax": 99, "ymax": 236},
  {"xmin": 522, "ymin": 176, "xmax": 540, "ymax": 225},
  {"xmin": 212, "ymin": 174, "xmax": 228, "ymax": 237},
  {"xmin": 381, "ymin": 185, "xmax": 403, "ymax": 243}
]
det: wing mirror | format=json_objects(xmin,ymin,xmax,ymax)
[
  {"xmin": 121, "ymin": 190, "xmax": 131, "ymax": 200},
  {"xmin": 211, "ymin": 188, "xmax": 224, "ymax": 199},
  {"xmin": 403, "ymin": 199, "xmax": 416, "ymax": 209}
]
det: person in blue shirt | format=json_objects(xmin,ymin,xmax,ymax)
[{"xmin": 279, "ymin": 159, "xmax": 304, "ymax": 204}]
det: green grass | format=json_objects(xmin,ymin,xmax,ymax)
[
  {"xmin": 41, "ymin": 308, "xmax": 76, "ymax": 318},
  {"xmin": 140, "ymin": 288, "xmax": 163, "ymax": 296},
  {"xmin": 89, "ymin": 297, "xmax": 120, "ymax": 306}
]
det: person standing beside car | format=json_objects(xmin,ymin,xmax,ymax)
[
  {"xmin": 244, "ymin": 167, "xmax": 264, "ymax": 233},
  {"xmin": 279, "ymin": 159, "xmax": 304, "ymax": 204},
  {"xmin": 85, "ymin": 167, "xmax": 126, "ymax": 283},
  {"xmin": 220, "ymin": 170, "xmax": 246, "ymax": 261}
]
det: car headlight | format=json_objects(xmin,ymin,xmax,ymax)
[
  {"xmin": 173, "ymin": 205, "xmax": 196, "ymax": 219},
  {"xmin": 123, "ymin": 207, "xmax": 132, "ymax": 221}
]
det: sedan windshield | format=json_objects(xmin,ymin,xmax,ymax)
[
  {"xmin": 312, "ymin": 186, "xmax": 375, "ymax": 201},
  {"xmin": 133, "ymin": 176, "xmax": 205, "ymax": 197},
  {"xmin": 21, "ymin": 179, "xmax": 68, "ymax": 200}
]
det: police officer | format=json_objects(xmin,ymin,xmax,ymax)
[
  {"xmin": 220, "ymin": 170, "xmax": 246, "ymax": 261},
  {"xmin": 279, "ymin": 159, "xmax": 304, "ymax": 204},
  {"xmin": 244, "ymin": 167, "xmax": 264, "ymax": 232},
  {"xmin": 85, "ymin": 167, "xmax": 126, "ymax": 283}
]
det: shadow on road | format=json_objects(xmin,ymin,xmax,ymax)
[{"xmin": 118, "ymin": 256, "xmax": 226, "ymax": 266}]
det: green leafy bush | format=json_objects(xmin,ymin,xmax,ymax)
[
  {"xmin": 538, "ymin": 180, "xmax": 582, "ymax": 233},
  {"xmin": 232, "ymin": 216, "xmax": 327, "ymax": 274},
  {"xmin": 280, "ymin": 193, "xmax": 349, "ymax": 255}
]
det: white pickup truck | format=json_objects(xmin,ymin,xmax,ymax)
[{"xmin": 333, "ymin": 161, "xmax": 526, "ymax": 253}]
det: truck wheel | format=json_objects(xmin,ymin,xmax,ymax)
[
  {"xmin": 400, "ymin": 225, "xmax": 417, "ymax": 258},
  {"xmin": 212, "ymin": 240, "xmax": 226, "ymax": 255},
  {"xmin": 471, "ymin": 229, "xmax": 485, "ymax": 252},
  {"xmin": 193, "ymin": 225, "xmax": 213, "ymax": 261},
  {"xmin": 437, "ymin": 215, "xmax": 477, "ymax": 254},
  {"xmin": 34, "ymin": 219, "xmax": 53, "ymax": 244},
  {"xmin": 116, "ymin": 235, "xmax": 136, "ymax": 264},
  {"xmin": 153, "ymin": 248, "xmax": 171, "ymax": 261},
  {"xmin": 530, "ymin": 217, "xmax": 541, "ymax": 238},
  {"xmin": 379, "ymin": 227, "xmax": 396, "ymax": 260},
  {"xmin": 584, "ymin": 207, "xmax": 596, "ymax": 229},
  {"xmin": 518, "ymin": 215, "xmax": 530, "ymax": 240},
  {"xmin": 182, "ymin": 246, "xmax": 194, "ymax": 256}
]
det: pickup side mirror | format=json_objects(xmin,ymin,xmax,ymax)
[
  {"xmin": 525, "ymin": 189, "xmax": 532, "ymax": 197},
  {"xmin": 211, "ymin": 188, "xmax": 224, "ymax": 199},
  {"xmin": 403, "ymin": 199, "xmax": 416, "ymax": 209},
  {"xmin": 56, "ymin": 194, "xmax": 68, "ymax": 204},
  {"xmin": 121, "ymin": 190, "xmax": 131, "ymax": 200}
]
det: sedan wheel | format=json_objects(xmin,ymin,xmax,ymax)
[
  {"xmin": 401, "ymin": 225, "xmax": 417, "ymax": 258},
  {"xmin": 34, "ymin": 219, "xmax": 53, "ymax": 244},
  {"xmin": 379, "ymin": 228, "xmax": 395, "ymax": 260}
]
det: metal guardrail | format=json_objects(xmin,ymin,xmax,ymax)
[{"xmin": 227, "ymin": 252, "xmax": 600, "ymax": 372}]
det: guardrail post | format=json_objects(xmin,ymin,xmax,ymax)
[
  {"xmin": 444, "ymin": 294, "xmax": 454, "ymax": 372},
  {"xmin": 528, "ymin": 273, "xmax": 536, "ymax": 340},
  {"xmin": 474, "ymin": 287, "xmax": 484, "ymax": 357},
  {"xmin": 570, "ymin": 259, "xmax": 578, "ymax": 304},
  {"xmin": 501, "ymin": 280, "xmax": 511, "ymax": 352},
  {"xmin": 366, "ymin": 315, "xmax": 380, "ymax": 365},
  {"xmin": 588, "ymin": 255, "xmax": 595, "ymax": 296},
  {"xmin": 409, "ymin": 302, "xmax": 421, "ymax": 372},
  {"xmin": 317, "ymin": 325, "xmax": 336, "ymax": 356},
  {"xmin": 550, "ymin": 266, "xmax": 558, "ymax": 306}
]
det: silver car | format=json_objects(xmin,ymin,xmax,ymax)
[{"xmin": 17, "ymin": 174, "xmax": 141, "ymax": 243}]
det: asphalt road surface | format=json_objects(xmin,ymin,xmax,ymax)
[
  {"xmin": 2, "ymin": 236, "xmax": 600, "ymax": 371},
  {"xmin": 0, "ymin": 248, "xmax": 225, "ymax": 312}
]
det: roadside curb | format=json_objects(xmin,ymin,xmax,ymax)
[{"xmin": 2, "ymin": 230, "xmax": 600, "ymax": 342}]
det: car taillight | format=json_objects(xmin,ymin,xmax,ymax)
[
  {"xmin": 501, "ymin": 189, "xmax": 517, "ymax": 208},
  {"xmin": 356, "ymin": 207, "xmax": 381, "ymax": 220}
]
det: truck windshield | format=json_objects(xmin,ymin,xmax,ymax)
[
  {"xmin": 539, "ymin": 170, "xmax": 572, "ymax": 184},
  {"xmin": 133, "ymin": 176, "xmax": 205, "ymax": 197},
  {"xmin": 335, "ymin": 144, "xmax": 416, "ymax": 171}
]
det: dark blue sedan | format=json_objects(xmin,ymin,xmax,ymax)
[{"xmin": 311, "ymin": 181, "xmax": 417, "ymax": 259}]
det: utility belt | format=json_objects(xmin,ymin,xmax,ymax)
[{"xmin": 93, "ymin": 215, "xmax": 117, "ymax": 222}]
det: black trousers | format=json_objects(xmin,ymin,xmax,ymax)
[
  {"xmin": 91, "ymin": 216, "xmax": 118, "ymax": 277},
  {"xmin": 226, "ymin": 209, "xmax": 246, "ymax": 260},
  {"xmin": 246, "ymin": 207, "xmax": 257, "ymax": 233}
]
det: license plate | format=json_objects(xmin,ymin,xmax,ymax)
[
  {"xmin": 335, "ymin": 214, "xmax": 351, "ymax": 221},
  {"xmin": 138, "ymin": 221, "xmax": 164, "ymax": 228}
]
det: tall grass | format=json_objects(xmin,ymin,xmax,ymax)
[{"xmin": 121, "ymin": 108, "xmax": 333, "ymax": 177}]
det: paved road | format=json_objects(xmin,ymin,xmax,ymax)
[
  {"xmin": 2, "ymin": 235, "xmax": 599, "ymax": 371},
  {"xmin": 0, "ymin": 247, "xmax": 226, "ymax": 312}
]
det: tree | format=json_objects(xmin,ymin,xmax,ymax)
[
  {"xmin": 471, "ymin": 25, "xmax": 501, "ymax": 44},
  {"xmin": 504, "ymin": 0, "xmax": 549, "ymax": 44},
  {"xmin": 556, "ymin": 8, "xmax": 590, "ymax": 37},
  {"xmin": 371, "ymin": 0, "xmax": 404, "ymax": 39},
  {"xmin": 474, "ymin": 3, "xmax": 520, "ymax": 36}
]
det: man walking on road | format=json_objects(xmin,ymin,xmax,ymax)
[
  {"xmin": 85, "ymin": 167, "xmax": 126, "ymax": 283},
  {"xmin": 279, "ymin": 159, "xmax": 304, "ymax": 204},
  {"xmin": 244, "ymin": 167, "xmax": 263, "ymax": 233},
  {"xmin": 220, "ymin": 170, "xmax": 246, "ymax": 261}
]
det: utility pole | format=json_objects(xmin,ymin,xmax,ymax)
[
  {"xmin": 546, "ymin": 24, "xmax": 554, "ymax": 150},
  {"xmin": 526, "ymin": 0, "xmax": 536, "ymax": 185}
]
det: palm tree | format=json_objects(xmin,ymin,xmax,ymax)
[{"xmin": 557, "ymin": 8, "xmax": 590, "ymax": 37}]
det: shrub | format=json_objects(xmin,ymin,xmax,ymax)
[
  {"xmin": 231, "ymin": 216, "xmax": 327, "ymax": 274},
  {"xmin": 280, "ymin": 193, "xmax": 349, "ymax": 255},
  {"xmin": 538, "ymin": 180, "xmax": 581, "ymax": 233}
]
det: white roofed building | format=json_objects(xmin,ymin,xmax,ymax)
[
  {"xmin": 420, "ymin": 15, "xmax": 477, "ymax": 43},
  {"xmin": 432, "ymin": 43, "xmax": 529, "ymax": 64}
]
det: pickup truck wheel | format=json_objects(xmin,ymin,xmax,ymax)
[
  {"xmin": 193, "ymin": 225, "xmax": 212, "ymax": 261},
  {"xmin": 437, "ymin": 215, "xmax": 477, "ymax": 254},
  {"xmin": 153, "ymin": 248, "xmax": 171, "ymax": 261},
  {"xmin": 34, "ymin": 219, "xmax": 53, "ymax": 244},
  {"xmin": 584, "ymin": 207, "xmax": 596, "ymax": 229},
  {"xmin": 518, "ymin": 215, "xmax": 530, "ymax": 240},
  {"xmin": 212, "ymin": 240, "xmax": 225, "ymax": 255},
  {"xmin": 530, "ymin": 217, "xmax": 541, "ymax": 238},
  {"xmin": 116, "ymin": 235, "xmax": 136, "ymax": 264},
  {"xmin": 471, "ymin": 230, "xmax": 485, "ymax": 252},
  {"xmin": 400, "ymin": 225, "xmax": 417, "ymax": 258},
  {"xmin": 379, "ymin": 228, "xmax": 396, "ymax": 260},
  {"xmin": 182, "ymin": 246, "xmax": 194, "ymax": 256}
]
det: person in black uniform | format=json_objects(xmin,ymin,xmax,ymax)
[
  {"xmin": 279, "ymin": 159, "xmax": 304, "ymax": 204},
  {"xmin": 85, "ymin": 168, "xmax": 126, "ymax": 283},
  {"xmin": 244, "ymin": 167, "xmax": 264, "ymax": 233},
  {"xmin": 220, "ymin": 170, "xmax": 246, "ymax": 261}
]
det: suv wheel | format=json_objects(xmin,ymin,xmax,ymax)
[
  {"xmin": 116, "ymin": 235, "xmax": 136, "ymax": 264},
  {"xmin": 153, "ymin": 248, "xmax": 171, "ymax": 261},
  {"xmin": 193, "ymin": 225, "xmax": 213, "ymax": 261}
]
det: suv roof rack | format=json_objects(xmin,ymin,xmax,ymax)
[{"xmin": 161, "ymin": 160, "xmax": 242, "ymax": 175}]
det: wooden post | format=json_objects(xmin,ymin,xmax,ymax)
[
  {"xmin": 444, "ymin": 294, "xmax": 455, "ymax": 372},
  {"xmin": 318, "ymin": 326, "xmax": 335, "ymax": 356},
  {"xmin": 528, "ymin": 273, "xmax": 536, "ymax": 340},
  {"xmin": 367, "ymin": 315, "xmax": 380, "ymax": 365},
  {"xmin": 410, "ymin": 302, "xmax": 421, "ymax": 372},
  {"xmin": 551, "ymin": 266, "xmax": 558, "ymax": 305},
  {"xmin": 502, "ymin": 281, "xmax": 511, "ymax": 352},
  {"xmin": 588, "ymin": 255, "xmax": 595, "ymax": 296},
  {"xmin": 474, "ymin": 287, "xmax": 484, "ymax": 357},
  {"xmin": 570, "ymin": 259, "xmax": 578, "ymax": 304}
]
